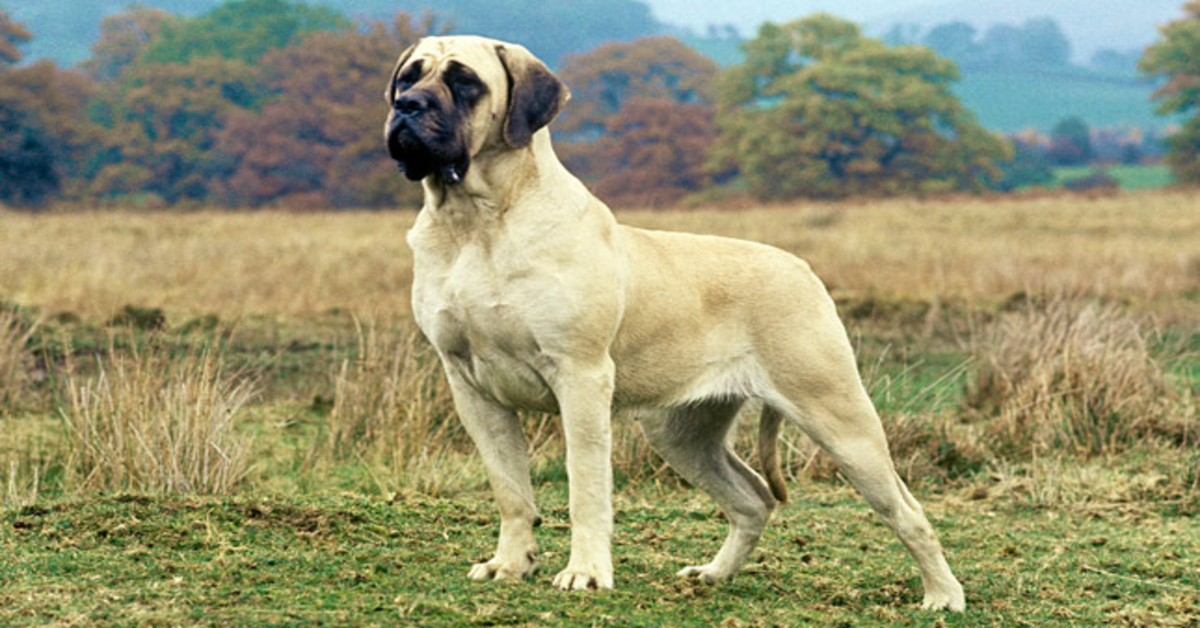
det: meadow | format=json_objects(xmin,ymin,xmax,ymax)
[{"xmin": 0, "ymin": 190, "xmax": 1197, "ymax": 626}]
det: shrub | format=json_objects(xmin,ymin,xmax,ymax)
[
  {"xmin": 1062, "ymin": 169, "xmax": 1120, "ymax": 192},
  {"xmin": 59, "ymin": 338, "xmax": 257, "ymax": 494},
  {"xmin": 322, "ymin": 319, "xmax": 464, "ymax": 493},
  {"xmin": 967, "ymin": 299, "xmax": 1179, "ymax": 457}
]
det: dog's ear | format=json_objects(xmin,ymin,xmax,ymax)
[
  {"xmin": 495, "ymin": 44, "xmax": 570, "ymax": 148},
  {"xmin": 385, "ymin": 42, "xmax": 419, "ymax": 105}
]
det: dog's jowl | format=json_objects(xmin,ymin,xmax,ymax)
[{"xmin": 385, "ymin": 35, "xmax": 965, "ymax": 611}]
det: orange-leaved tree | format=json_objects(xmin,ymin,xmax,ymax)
[
  {"xmin": 0, "ymin": 12, "xmax": 98, "ymax": 207},
  {"xmin": 591, "ymin": 98, "xmax": 717, "ymax": 208},
  {"xmin": 81, "ymin": 6, "xmax": 177, "ymax": 81},
  {"xmin": 556, "ymin": 36, "xmax": 719, "ymax": 207},
  {"xmin": 215, "ymin": 11, "xmax": 444, "ymax": 208}
]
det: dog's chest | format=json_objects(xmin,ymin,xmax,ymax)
[{"xmin": 410, "ymin": 234, "xmax": 559, "ymax": 412}]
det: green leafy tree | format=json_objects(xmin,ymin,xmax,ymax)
[
  {"xmin": 140, "ymin": 0, "xmax": 347, "ymax": 66},
  {"xmin": 713, "ymin": 15, "xmax": 1011, "ymax": 200},
  {"xmin": 1047, "ymin": 117, "xmax": 1094, "ymax": 166},
  {"xmin": 995, "ymin": 138, "xmax": 1054, "ymax": 191},
  {"xmin": 1140, "ymin": 1, "xmax": 1200, "ymax": 184}
]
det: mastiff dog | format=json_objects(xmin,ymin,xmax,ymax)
[{"xmin": 384, "ymin": 36, "xmax": 966, "ymax": 611}]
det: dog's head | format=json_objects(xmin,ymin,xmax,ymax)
[{"xmin": 384, "ymin": 36, "xmax": 570, "ymax": 184}]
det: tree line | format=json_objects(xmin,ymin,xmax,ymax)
[{"xmin": 0, "ymin": 0, "xmax": 1196, "ymax": 210}]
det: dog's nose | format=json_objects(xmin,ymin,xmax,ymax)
[{"xmin": 396, "ymin": 92, "xmax": 433, "ymax": 118}]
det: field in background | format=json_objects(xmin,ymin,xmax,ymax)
[
  {"xmin": 1, "ymin": 191, "xmax": 1196, "ymax": 319},
  {"xmin": 1052, "ymin": 164, "xmax": 1177, "ymax": 191},
  {"xmin": 0, "ymin": 191, "xmax": 1197, "ymax": 625}
]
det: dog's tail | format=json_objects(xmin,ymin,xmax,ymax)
[{"xmin": 758, "ymin": 405, "xmax": 789, "ymax": 504}]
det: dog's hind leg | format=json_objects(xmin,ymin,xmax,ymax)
[
  {"xmin": 639, "ymin": 399, "xmax": 777, "ymax": 582},
  {"xmin": 444, "ymin": 367, "xmax": 540, "ymax": 582},
  {"xmin": 766, "ymin": 336, "xmax": 966, "ymax": 610}
]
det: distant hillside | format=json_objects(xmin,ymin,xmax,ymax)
[
  {"xmin": 954, "ymin": 69, "xmax": 1173, "ymax": 133},
  {"xmin": 871, "ymin": 0, "xmax": 1185, "ymax": 63},
  {"xmin": 2, "ymin": 0, "xmax": 662, "ymax": 69}
]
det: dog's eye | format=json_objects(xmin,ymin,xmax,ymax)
[
  {"xmin": 396, "ymin": 62, "xmax": 423, "ymax": 92},
  {"xmin": 446, "ymin": 72, "xmax": 485, "ymax": 104}
]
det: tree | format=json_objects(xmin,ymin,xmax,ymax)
[
  {"xmin": 1018, "ymin": 18, "xmax": 1071, "ymax": 67},
  {"xmin": 140, "ymin": 0, "xmax": 347, "ymax": 66},
  {"xmin": 81, "ymin": 6, "xmax": 177, "ymax": 81},
  {"xmin": 994, "ymin": 138, "xmax": 1054, "ymax": 191},
  {"xmin": 555, "ymin": 36, "xmax": 719, "ymax": 190},
  {"xmin": 921, "ymin": 22, "xmax": 983, "ymax": 69},
  {"xmin": 1140, "ymin": 1, "xmax": 1200, "ymax": 184},
  {"xmin": 0, "ymin": 8, "xmax": 30, "ymax": 67},
  {"xmin": 215, "ymin": 12, "xmax": 440, "ymax": 208},
  {"xmin": 90, "ymin": 57, "xmax": 263, "ymax": 203},
  {"xmin": 980, "ymin": 18, "xmax": 1071, "ymax": 69},
  {"xmin": 557, "ymin": 36, "xmax": 718, "ymax": 139},
  {"xmin": 713, "ymin": 15, "xmax": 1012, "ymax": 200},
  {"xmin": 1, "ymin": 63, "xmax": 99, "ymax": 207},
  {"xmin": 591, "ymin": 98, "xmax": 716, "ymax": 208},
  {"xmin": 1047, "ymin": 117, "xmax": 1094, "ymax": 166},
  {"xmin": 0, "ymin": 12, "xmax": 98, "ymax": 207}
]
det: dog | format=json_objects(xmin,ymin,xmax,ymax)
[{"xmin": 384, "ymin": 35, "xmax": 966, "ymax": 611}]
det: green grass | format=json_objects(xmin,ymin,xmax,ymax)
[
  {"xmin": 1052, "ymin": 164, "xmax": 1177, "ymax": 191},
  {"xmin": 3, "ymin": 302, "xmax": 1197, "ymax": 625},
  {"xmin": 2, "ymin": 486, "xmax": 1196, "ymax": 626}
]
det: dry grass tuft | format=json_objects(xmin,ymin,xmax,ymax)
[
  {"xmin": 321, "ymin": 319, "xmax": 466, "ymax": 494},
  {"xmin": 968, "ymin": 298, "xmax": 1183, "ymax": 457},
  {"xmin": 59, "ymin": 338, "xmax": 258, "ymax": 494},
  {"xmin": 0, "ymin": 306, "xmax": 39, "ymax": 408}
]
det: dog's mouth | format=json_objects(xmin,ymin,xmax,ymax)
[{"xmin": 387, "ymin": 117, "xmax": 470, "ymax": 184}]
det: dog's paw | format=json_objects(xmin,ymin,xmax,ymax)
[
  {"xmin": 467, "ymin": 554, "xmax": 535, "ymax": 582},
  {"xmin": 552, "ymin": 565, "xmax": 613, "ymax": 591},
  {"xmin": 676, "ymin": 563, "xmax": 733, "ymax": 583},
  {"xmin": 920, "ymin": 583, "xmax": 966, "ymax": 611}
]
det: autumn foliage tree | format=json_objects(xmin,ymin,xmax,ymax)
[
  {"xmin": 713, "ymin": 15, "xmax": 1012, "ymax": 200},
  {"xmin": 0, "ymin": 8, "xmax": 30, "ymax": 68},
  {"xmin": 1140, "ymin": 1, "xmax": 1200, "ymax": 184},
  {"xmin": 0, "ymin": 11, "xmax": 98, "ymax": 207},
  {"xmin": 216, "ymin": 12, "xmax": 442, "ymax": 208},
  {"xmin": 81, "ymin": 6, "xmax": 176, "ymax": 81},
  {"xmin": 591, "ymin": 98, "xmax": 716, "ymax": 207},
  {"xmin": 556, "ymin": 37, "xmax": 719, "ymax": 206}
]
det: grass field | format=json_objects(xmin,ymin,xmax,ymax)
[
  {"xmin": 1053, "ymin": 164, "xmax": 1177, "ymax": 191},
  {"xmin": 0, "ymin": 191, "xmax": 1197, "ymax": 625}
]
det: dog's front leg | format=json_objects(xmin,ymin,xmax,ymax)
[
  {"xmin": 444, "ymin": 367, "xmax": 540, "ymax": 582},
  {"xmin": 549, "ymin": 357, "xmax": 615, "ymax": 591}
]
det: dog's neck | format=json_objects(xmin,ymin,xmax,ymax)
[{"xmin": 420, "ymin": 130, "xmax": 588, "ymax": 225}]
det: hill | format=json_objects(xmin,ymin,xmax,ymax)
[
  {"xmin": 872, "ymin": 0, "xmax": 1185, "ymax": 64},
  {"xmin": 954, "ymin": 69, "xmax": 1174, "ymax": 133}
]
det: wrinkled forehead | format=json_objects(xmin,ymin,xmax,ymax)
[{"xmin": 407, "ymin": 36, "xmax": 505, "ymax": 84}]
